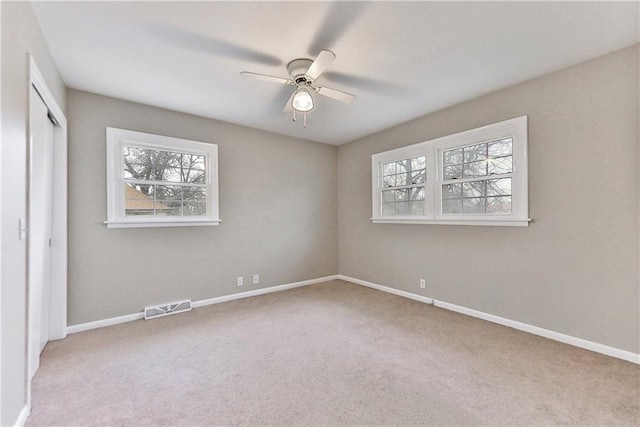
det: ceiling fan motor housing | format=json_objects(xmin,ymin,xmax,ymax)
[{"xmin": 287, "ymin": 58, "xmax": 314, "ymax": 83}]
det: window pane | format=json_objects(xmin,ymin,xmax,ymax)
[
  {"xmin": 156, "ymin": 168, "xmax": 182, "ymax": 183},
  {"xmin": 124, "ymin": 147, "xmax": 152, "ymax": 179},
  {"xmin": 486, "ymin": 196, "xmax": 512, "ymax": 214},
  {"xmin": 183, "ymin": 202, "xmax": 207, "ymax": 216},
  {"xmin": 442, "ymin": 183, "xmax": 461, "ymax": 199},
  {"xmin": 409, "ymin": 187, "xmax": 424, "ymax": 201},
  {"xmin": 463, "ymin": 143, "xmax": 487, "ymax": 162},
  {"xmin": 183, "ymin": 170, "xmax": 206, "ymax": 184},
  {"xmin": 124, "ymin": 183, "xmax": 155, "ymax": 216},
  {"xmin": 383, "ymin": 175, "xmax": 395, "ymax": 187},
  {"xmin": 409, "ymin": 201, "xmax": 424, "ymax": 215},
  {"xmin": 394, "ymin": 189, "xmax": 408, "ymax": 202},
  {"xmin": 396, "ymin": 159, "xmax": 409, "ymax": 174},
  {"xmin": 123, "ymin": 163, "xmax": 144, "ymax": 179},
  {"xmin": 155, "ymin": 150, "xmax": 181, "ymax": 169},
  {"xmin": 382, "ymin": 203, "xmax": 394, "ymax": 216},
  {"xmin": 444, "ymin": 164, "xmax": 462, "ymax": 180},
  {"xmin": 411, "ymin": 156, "xmax": 426, "ymax": 171},
  {"xmin": 462, "ymin": 197, "xmax": 485, "ymax": 213},
  {"xmin": 463, "ymin": 160, "xmax": 487, "ymax": 177},
  {"xmin": 443, "ymin": 148, "xmax": 462, "ymax": 166},
  {"xmin": 155, "ymin": 185, "xmax": 183, "ymax": 216},
  {"xmin": 488, "ymin": 157, "xmax": 512, "ymax": 175},
  {"xmin": 383, "ymin": 162, "xmax": 396, "ymax": 176},
  {"xmin": 486, "ymin": 178, "xmax": 511, "ymax": 196},
  {"xmin": 395, "ymin": 173, "xmax": 408, "ymax": 186},
  {"xmin": 442, "ymin": 199, "xmax": 462, "ymax": 214},
  {"xmin": 394, "ymin": 201, "xmax": 409, "ymax": 215},
  {"xmin": 382, "ymin": 190, "xmax": 394, "ymax": 203},
  {"xmin": 123, "ymin": 146, "xmax": 150, "ymax": 165},
  {"xmin": 182, "ymin": 154, "xmax": 206, "ymax": 171},
  {"xmin": 411, "ymin": 170, "xmax": 426, "ymax": 184},
  {"xmin": 183, "ymin": 186, "xmax": 206, "ymax": 202},
  {"xmin": 488, "ymin": 139, "xmax": 512, "ymax": 157},
  {"xmin": 462, "ymin": 181, "xmax": 485, "ymax": 198}
]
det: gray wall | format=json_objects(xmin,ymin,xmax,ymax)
[
  {"xmin": 1, "ymin": 2, "xmax": 67, "ymax": 425},
  {"xmin": 338, "ymin": 45, "xmax": 639, "ymax": 353},
  {"xmin": 67, "ymin": 89, "xmax": 338, "ymax": 325}
]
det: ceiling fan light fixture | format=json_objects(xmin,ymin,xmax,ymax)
[{"xmin": 291, "ymin": 87, "xmax": 314, "ymax": 112}]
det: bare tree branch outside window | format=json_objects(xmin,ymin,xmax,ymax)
[{"xmin": 123, "ymin": 146, "xmax": 207, "ymax": 216}]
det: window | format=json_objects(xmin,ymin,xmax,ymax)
[
  {"xmin": 106, "ymin": 128, "xmax": 220, "ymax": 228},
  {"xmin": 371, "ymin": 116, "xmax": 529, "ymax": 226},
  {"xmin": 381, "ymin": 155, "xmax": 426, "ymax": 216}
]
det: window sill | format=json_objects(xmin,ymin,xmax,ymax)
[
  {"xmin": 105, "ymin": 219, "xmax": 222, "ymax": 229},
  {"xmin": 371, "ymin": 217, "xmax": 531, "ymax": 227}
]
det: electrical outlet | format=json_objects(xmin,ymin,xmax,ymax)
[
  {"xmin": 253, "ymin": 274, "xmax": 259, "ymax": 284},
  {"xmin": 420, "ymin": 279, "xmax": 426, "ymax": 289},
  {"xmin": 237, "ymin": 277, "xmax": 243, "ymax": 287}
]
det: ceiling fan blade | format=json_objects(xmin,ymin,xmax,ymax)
[
  {"xmin": 151, "ymin": 25, "xmax": 283, "ymax": 67},
  {"xmin": 316, "ymin": 86, "xmax": 356, "ymax": 104},
  {"xmin": 307, "ymin": 3, "xmax": 369, "ymax": 57},
  {"xmin": 322, "ymin": 71, "xmax": 411, "ymax": 95},
  {"xmin": 304, "ymin": 49, "xmax": 336, "ymax": 81},
  {"xmin": 240, "ymin": 72, "xmax": 293, "ymax": 86},
  {"xmin": 282, "ymin": 91, "xmax": 295, "ymax": 113}
]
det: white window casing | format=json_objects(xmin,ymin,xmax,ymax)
[
  {"xmin": 371, "ymin": 116, "xmax": 529, "ymax": 226},
  {"xmin": 105, "ymin": 127, "xmax": 221, "ymax": 228}
]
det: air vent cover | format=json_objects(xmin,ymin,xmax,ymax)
[{"xmin": 144, "ymin": 299, "xmax": 192, "ymax": 320}]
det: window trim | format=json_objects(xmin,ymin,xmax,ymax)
[
  {"xmin": 371, "ymin": 116, "xmax": 529, "ymax": 226},
  {"xmin": 105, "ymin": 127, "xmax": 221, "ymax": 228}
]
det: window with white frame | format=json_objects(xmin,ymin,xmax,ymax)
[
  {"xmin": 106, "ymin": 128, "xmax": 220, "ymax": 228},
  {"xmin": 371, "ymin": 116, "xmax": 529, "ymax": 226}
]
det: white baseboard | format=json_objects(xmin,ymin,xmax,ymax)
[
  {"xmin": 14, "ymin": 404, "xmax": 30, "ymax": 427},
  {"xmin": 192, "ymin": 275, "xmax": 338, "ymax": 308},
  {"xmin": 339, "ymin": 275, "xmax": 434, "ymax": 305},
  {"xmin": 433, "ymin": 300, "xmax": 640, "ymax": 364},
  {"xmin": 67, "ymin": 275, "xmax": 339, "ymax": 334},
  {"xmin": 337, "ymin": 275, "xmax": 640, "ymax": 365},
  {"xmin": 67, "ymin": 312, "xmax": 144, "ymax": 334}
]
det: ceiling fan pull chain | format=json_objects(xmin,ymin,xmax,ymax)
[
  {"xmin": 303, "ymin": 111, "xmax": 307, "ymax": 128},
  {"xmin": 292, "ymin": 109, "xmax": 296, "ymax": 122}
]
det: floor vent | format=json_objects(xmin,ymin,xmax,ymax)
[{"xmin": 144, "ymin": 299, "xmax": 192, "ymax": 320}]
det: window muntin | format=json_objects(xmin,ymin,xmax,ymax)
[
  {"xmin": 106, "ymin": 128, "xmax": 220, "ymax": 228},
  {"xmin": 371, "ymin": 116, "xmax": 528, "ymax": 226}
]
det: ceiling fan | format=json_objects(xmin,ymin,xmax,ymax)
[{"xmin": 240, "ymin": 49, "xmax": 356, "ymax": 127}]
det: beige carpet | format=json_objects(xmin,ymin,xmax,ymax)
[{"xmin": 28, "ymin": 280, "xmax": 639, "ymax": 426}]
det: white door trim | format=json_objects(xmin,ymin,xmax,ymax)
[
  {"xmin": 27, "ymin": 55, "xmax": 67, "ymax": 410},
  {"xmin": 29, "ymin": 55, "xmax": 67, "ymax": 340}
]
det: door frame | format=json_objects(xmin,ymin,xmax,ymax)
[{"xmin": 26, "ymin": 55, "xmax": 67, "ymax": 403}]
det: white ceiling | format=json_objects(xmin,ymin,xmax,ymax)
[{"xmin": 32, "ymin": 1, "xmax": 638, "ymax": 145}]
